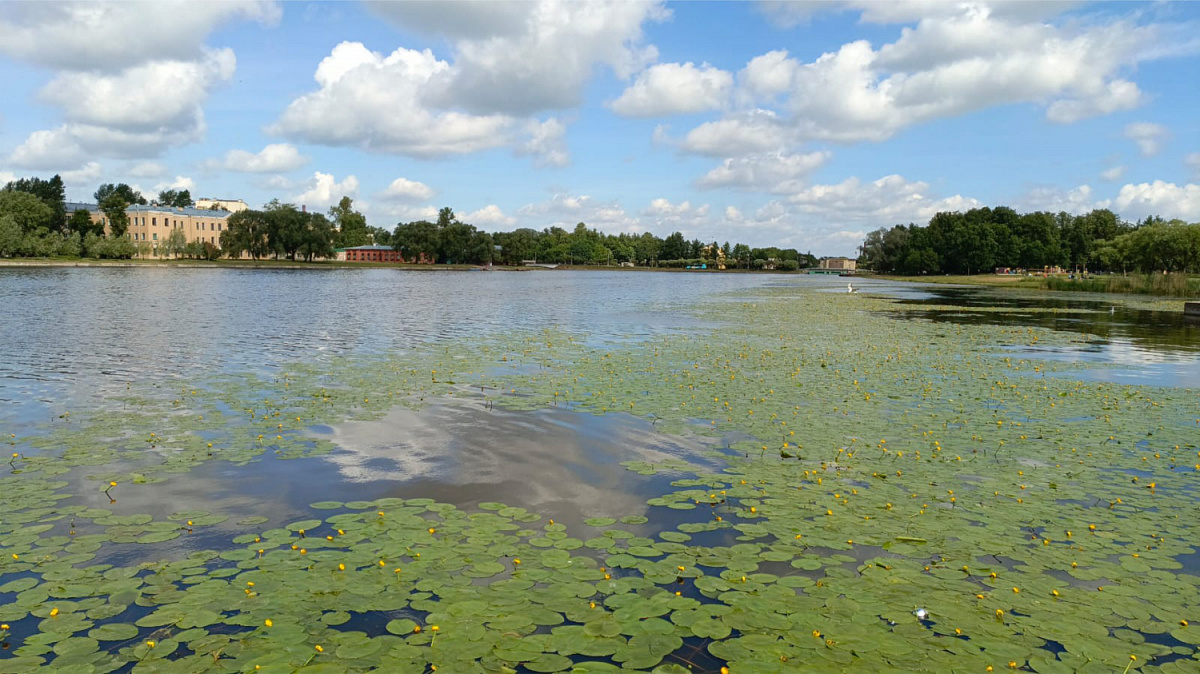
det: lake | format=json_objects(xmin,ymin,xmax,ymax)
[{"xmin": 1, "ymin": 267, "xmax": 1197, "ymax": 673}]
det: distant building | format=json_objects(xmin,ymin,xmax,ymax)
[
  {"xmin": 338, "ymin": 245, "xmax": 403, "ymax": 263},
  {"xmin": 819, "ymin": 257, "xmax": 857, "ymax": 271},
  {"xmin": 70, "ymin": 203, "xmax": 232, "ymax": 256},
  {"xmin": 700, "ymin": 244, "xmax": 727, "ymax": 269},
  {"xmin": 195, "ymin": 197, "xmax": 249, "ymax": 213}
]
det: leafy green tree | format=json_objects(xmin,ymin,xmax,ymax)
[
  {"xmin": 438, "ymin": 221, "xmax": 477, "ymax": 264},
  {"xmin": 162, "ymin": 228, "xmax": 188, "ymax": 259},
  {"xmin": 661, "ymin": 232, "xmax": 688, "ymax": 260},
  {"xmin": 391, "ymin": 220, "xmax": 439, "ymax": 262},
  {"xmin": 4, "ymin": 175, "xmax": 65, "ymax": 230},
  {"xmin": 95, "ymin": 183, "xmax": 146, "ymax": 206},
  {"xmin": 299, "ymin": 213, "xmax": 337, "ymax": 262},
  {"xmin": 731, "ymin": 243, "xmax": 751, "ymax": 269},
  {"xmin": 88, "ymin": 233, "xmax": 137, "ymax": 259},
  {"xmin": 367, "ymin": 226, "xmax": 391, "ymax": 246},
  {"xmin": 222, "ymin": 210, "xmax": 272, "ymax": 260},
  {"xmin": 330, "ymin": 196, "xmax": 370, "ymax": 247},
  {"xmin": 67, "ymin": 209, "xmax": 102, "ymax": 240},
  {"xmin": 56, "ymin": 232, "xmax": 81, "ymax": 257},
  {"xmin": 263, "ymin": 201, "xmax": 309, "ymax": 259},
  {"xmin": 157, "ymin": 189, "xmax": 194, "ymax": 208},
  {"xmin": 493, "ymin": 228, "xmax": 540, "ymax": 264},
  {"xmin": 99, "ymin": 195, "xmax": 131, "ymax": 238},
  {"xmin": 0, "ymin": 190, "xmax": 55, "ymax": 233},
  {"xmin": 0, "ymin": 215, "xmax": 22, "ymax": 256}
]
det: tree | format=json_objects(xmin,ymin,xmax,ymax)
[
  {"xmin": 263, "ymin": 201, "xmax": 309, "ymax": 259},
  {"xmin": 157, "ymin": 189, "xmax": 194, "ymax": 208},
  {"xmin": 162, "ymin": 228, "xmax": 188, "ymax": 259},
  {"xmin": 4, "ymin": 175, "xmax": 66, "ymax": 230},
  {"xmin": 731, "ymin": 243, "xmax": 751, "ymax": 269},
  {"xmin": 661, "ymin": 232, "xmax": 688, "ymax": 260},
  {"xmin": 329, "ymin": 196, "xmax": 369, "ymax": 247},
  {"xmin": 95, "ymin": 183, "xmax": 146, "ymax": 206},
  {"xmin": 392, "ymin": 220, "xmax": 439, "ymax": 262},
  {"xmin": 0, "ymin": 215, "xmax": 21, "ymax": 256},
  {"xmin": 299, "ymin": 213, "xmax": 337, "ymax": 262},
  {"xmin": 99, "ymin": 195, "xmax": 131, "ymax": 238},
  {"xmin": 222, "ymin": 210, "xmax": 272, "ymax": 260},
  {"xmin": 0, "ymin": 190, "xmax": 55, "ymax": 233},
  {"xmin": 494, "ymin": 228, "xmax": 540, "ymax": 264},
  {"xmin": 367, "ymin": 226, "xmax": 391, "ymax": 246},
  {"xmin": 438, "ymin": 221, "xmax": 477, "ymax": 264},
  {"xmin": 67, "ymin": 209, "xmax": 102, "ymax": 240}
]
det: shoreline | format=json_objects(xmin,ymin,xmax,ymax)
[{"xmin": 0, "ymin": 258, "xmax": 816, "ymax": 274}]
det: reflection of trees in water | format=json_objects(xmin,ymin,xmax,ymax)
[{"xmin": 890, "ymin": 289, "xmax": 1200, "ymax": 355}]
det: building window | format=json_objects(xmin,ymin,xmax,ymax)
[
  {"xmin": 152, "ymin": 217, "xmax": 156, "ymax": 226},
  {"xmin": 153, "ymin": 233, "xmax": 158, "ymax": 241}
]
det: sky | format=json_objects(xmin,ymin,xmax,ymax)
[{"xmin": 1, "ymin": 1, "xmax": 1198, "ymax": 256}]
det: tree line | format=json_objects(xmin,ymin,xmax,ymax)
[
  {"xmin": 219, "ymin": 197, "xmax": 381, "ymax": 261},
  {"xmin": 858, "ymin": 207, "xmax": 1200, "ymax": 275},
  {"xmin": 389, "ymin": 207, "xmax": 819, "ymax": 268},
  {"xmin": 2, "ymin": 173, "xmax": 825, "ymax": 267},
  {"xmin": 0, "ymin": 176, "xmax": 206, "ymax": 259}
]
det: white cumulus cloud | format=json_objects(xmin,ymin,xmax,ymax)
[
  {"xmin": 0, "ymin": 1, "xmax": 278, "ymax": 71},
  {"xmin": 698, "ymin": 150, "xmax": 830, "ymax": 192},
  {"xmin": 272, "ymin": 42, "xmax": 511, "ymax": 158},
  {"xmin": 464, "ymin": 204, "xmax": 516, "ymax": 226},
  {"xmin": 1100, "ymin": 166, "xmax": 1127, "ymax": 182},
  {"xmin": 154, "ymin": 176, "xmax": 197, "ymax": 193},
  {"xmin": 218, "ymin": 143, "xmax": 308, "ymax": 173},
  {"xmin": 275, "ymin": 2, "xmax": 667, "ymax": 162},
  {"xmin": 611, "ymin": 62, "xmax": 732, "ymax": 117},
  {"xmin": 1109, "ymin": 181, "xmax": 1200, "ymax": 221},
  {"xmin": 379, "ymin": 178, "xmax": 435, "ymax": 202},
  {"xmin": 787, "ymin": 174, "xmax": 982, "ymax": 223},
  {"xmin": 1124, "ymin": 123, "xmax": 1169, "ymax": 157},
  {"xmin": 686, "ymin": 4, "xmax": 1171, "ymax": 155},
  {"xmin": 518, "ymin": 118, "xmax": 570, "ymax": 168},
  {"xmin": 293, "ymin": 172, "xmax": 359, "ymax": 209}
]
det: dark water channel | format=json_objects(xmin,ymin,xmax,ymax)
[{"xmin": 853, "ymin": 277, "xmax": 1200, "ymax": 387}]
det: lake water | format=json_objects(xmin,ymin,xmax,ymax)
[
  {"xmin": 2, "ymin": 267, "xmax": 1196, "ymax": 537},
  {"xmin": 1, "ymin": 267, "xmax": 1197, "ymax": 672},
  {"xmin": 3, "ymin": 269, "xmax": 1194, "ymax": 419}
]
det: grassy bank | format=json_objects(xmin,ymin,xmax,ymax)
[
  {"xmin": 1042, "ymin": 272, "xmax": 1200, "ymax": 297},
  {"xmin": 876, "ymin": 274, "xmax": 1044, "ymax": 289},
  {"xmin": 879, "ymin": 272, "xmax": 1200, "ymax": 298}
]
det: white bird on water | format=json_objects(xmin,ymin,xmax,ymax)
[{"xmin": 847, "ymin": 283, "xmax": 858, "ymax": 294}]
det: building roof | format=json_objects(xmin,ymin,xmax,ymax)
[
  {"xmin": 127, "ymin": 204, "xmax": 231, "ymax": 218},
  {"xmin": 65, "ymin": 201, "xmax": 97, "ymax": 212},
  {"xmin": 344, "ymin": 245, "xmax": 396, "ymax": 251}
]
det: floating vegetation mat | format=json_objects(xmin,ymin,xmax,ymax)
[{"xmin": 2, "ymin": 287, "xmax": 1199, "ymax": 672}]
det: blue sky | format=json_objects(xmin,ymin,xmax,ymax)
[{"xmin": 1, "ymin": 1, "xmax": 1198, "ymax": 255}]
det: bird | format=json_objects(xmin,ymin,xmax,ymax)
[
  {"xmin": 1110, "ymin": 306, "xmax": 1115, "ymax": 314},
  {"xmin": 847, "ymin": 283, "xmax": 858, "ymax": 294}
]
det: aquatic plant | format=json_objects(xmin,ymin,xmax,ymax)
[{"xmin": 0, "ymin": 287, "xmax": 1197, "ymax": 671}]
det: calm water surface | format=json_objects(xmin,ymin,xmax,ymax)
[{"xmin": 3, "ymin": 266, "xmax": 1195, "ymax": 426}]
